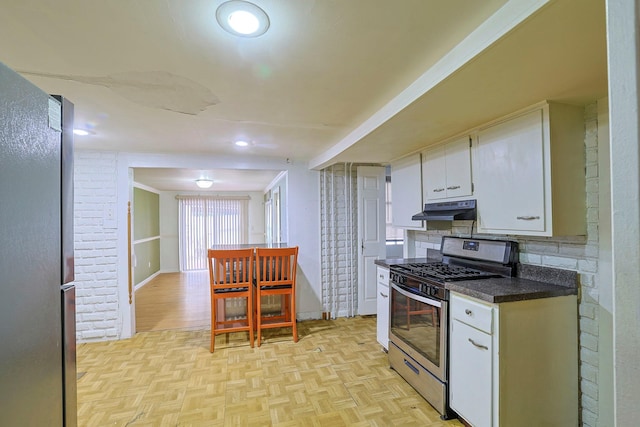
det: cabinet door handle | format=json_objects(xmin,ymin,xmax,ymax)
[
  {"xmin": 380, "ymin": 292, "xmax": 388, "ymax": 298},
  {"xmin": 468, "ymin": 338, "xmax": 489, "ymax": 350},
  {"xmin": 464, "ymin": 309, "xmax": 472, "ymax": 316},
  {"xmin": 447, "ymin": 185, "xmax": 461, "ymax": 190},
  {"xmin": 379, "ymin": 274, "xmax": 384, "ymax": 279},
  {"xmin": 433, "ymin": 188, "xmax": 445, "ymax": 192},
  {"xmin": 516, "ymin": 215, "xmax": 540, "ymax": 220}
]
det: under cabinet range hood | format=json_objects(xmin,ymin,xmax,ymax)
[{"xmin": 411, "ymin": 199, "xmax": 477, "ymax": 221}]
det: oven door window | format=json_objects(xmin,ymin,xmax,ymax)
[{"xmin": 390, "ymin": 284, "xmax": 443, "ymax": 369}]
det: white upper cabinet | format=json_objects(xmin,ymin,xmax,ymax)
[
  {"xmin": 473, "ymin": 102, "xmax": 585, "ymax": 236},
  {"xmin": 390, "ymin": 154, "xmax": 423, "ymax": 229},
  {"xmin": 422, "ymin": 136, "xmax": 472, "ymax": 201}
]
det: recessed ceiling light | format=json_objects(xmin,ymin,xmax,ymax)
[
  {"xmin": 235, "ymin": 140, "xmax": 250, "ymax": 147},
  {"xmin": 216, "ymin": 1, "xmax": 270, "ymax": 38},
  {"xmin": 195, "ymin": 179, "xmax": 214, "ymax": 189},
  {"xmin": 73, "ymin": 129, "xmax": 90, "ymax": 136}
]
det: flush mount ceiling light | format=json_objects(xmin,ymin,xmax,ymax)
[
  {"xmin": 234, "ymin": 140, "xmax": 250, "ymax": 147},
  {"xmin": 216, "ymin": 1, "xmax": 270, "ymax": 37},
  {"xmin": 195, "ymin": 179, "xmax": 214, "ymax": 189},
  {"xmin": 73, "ymin": 129, "xmax": 90, "ymax": 136}
]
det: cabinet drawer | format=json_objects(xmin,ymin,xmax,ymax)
[
  {"xmin": 389, "ymin": 342, "xmax": 446, "ymax": 412},
  {"xmin": 451, "ymin": 293, "xmax": 493, "ymax": 334},
  {"xmin": 376, "ymin": 266, "xmax": 389, "ymax": 285}
]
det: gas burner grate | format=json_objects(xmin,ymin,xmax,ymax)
[{"xmin": 393, "ymin": 262, "xmax": 500, "ymax": 282}]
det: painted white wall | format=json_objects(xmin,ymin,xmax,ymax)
[
  {"xmin": 596, "ymin": 98, "xmax": 614, "ymax": 426},
  {"xmin": 158, "ymin": 190, "xmax": 266, "ymax": 273},
  {"xmin": 606, "ymin": 0, "xmax": 640, "ymax": 424},
  {"xmin": 265, "ymin": 164, "xmax": 322, "ymax": 320}
]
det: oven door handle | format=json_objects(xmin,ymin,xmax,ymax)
[{"xmin": 391, "ymin": 283, "xmax": 442, "ymax": 307}]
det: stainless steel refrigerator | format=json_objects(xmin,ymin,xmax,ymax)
[{"xmin": 0, "ymin": 62, "xmax": 77, "ymax": 426}]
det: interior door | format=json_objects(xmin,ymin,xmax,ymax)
[{"xmin": 357, "ymin": 166, "xmax": 386, "ymax": 315}]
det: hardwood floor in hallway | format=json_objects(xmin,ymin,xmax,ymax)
[{"xmin": 135, "ymin": 271, "xmax": 211, "ymax": 332}]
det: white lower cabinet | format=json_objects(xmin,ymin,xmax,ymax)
[
  {"xmin": 450, "ymin": 298, "xmax": 493, "ymax": 427},
  {"xmin": 449, "ymin": 292, "xmax": 579, "ymax": 427},
  {"xmin": 375, "ymin": 266, "xmax": 390, "ymax": 350}
]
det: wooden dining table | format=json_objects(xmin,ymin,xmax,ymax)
[{"xmin": 209, "ymin": 242, "xmax": 290, "ymax": 250}]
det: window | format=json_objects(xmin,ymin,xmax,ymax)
[
  {"xmin": 178, "ymin": 196, "xmax": 249, "ymax": 271},
  {"xmin": 385, "ymin": 177, "xmax": 404, "ymax": 243}
]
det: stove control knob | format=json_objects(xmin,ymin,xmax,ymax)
[{"xmin": 430, "ymin": 287, "xmax": 440, "ymax": 298}]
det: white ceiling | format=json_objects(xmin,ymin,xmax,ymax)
[
  {"xmin": 0, "ymin": 0, "xmax": 607, "ymax": 191},
  {"xmin": 134, "ymin": 168, "xmax": 282, "ymax": 192}
]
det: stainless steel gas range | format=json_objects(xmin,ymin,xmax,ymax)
[{"xmin": 388, "ymin": 236, "xmax": 518, "ymax": 419}]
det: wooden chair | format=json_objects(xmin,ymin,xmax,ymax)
[
  {"xmin": 208, "ymin": 248, "xmax": 255, "ymax": 352},
  {"xmin": 254, "ymin": 246, "xmax": 299, "ymax": 346}
]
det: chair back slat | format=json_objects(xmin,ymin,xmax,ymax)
[
  {"xmin": 255, "ymin": 247, "xmax": 298, "ymax": 286},
  {"xmin": 208, "ymin": 248, "xmax": 254, "ymax": 290}
]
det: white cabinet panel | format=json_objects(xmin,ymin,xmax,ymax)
[
  {"xmin": 422, "ymin": 137, "xmax": 472, "ymax": 201},
  {"xmin": 474, "ymin": 102, "xmax": 585, "ymax": 236},
  {"xmin": 443, "ymin": 137, "xmax": 473, "ymax": 199},
  {"xmin": 450, "ymin": 318, "xmax": 492, "ymax": 427},
  {"xmin": 390, "ymin": 154, "xmax": 423, "ymax": 229},
  {"xmin": 375, "ymin": 266, "xmax": 390, "ymax": 349},
  {"xmin": 422, "ymin": 145, "xmax": 447, "ymax": 200},
  {"xmin": 475, "ymin": 110, "xmax": 545, "ymax": 232}
]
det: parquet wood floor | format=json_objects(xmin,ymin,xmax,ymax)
[{"xmin": 77, "ymin": 316, "xmax": 465, "ymax": 427}]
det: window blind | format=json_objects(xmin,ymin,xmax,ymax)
[{"xmin": 178, "ymin": 196, "xmax": 249, "ymax": 271}]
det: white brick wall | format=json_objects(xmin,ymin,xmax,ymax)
[
  {"xmin": 411, "ymin": 103, "xmax": 602, "ymax": 426},
  {"xmin": 74, "ymin": 150, "xmax": 121, "ymax": 342},
  {"xmin": 320, "ymin": 164, "xmax": 358, "ymax": 318}
]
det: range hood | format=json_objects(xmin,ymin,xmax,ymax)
[{"xmin": 411, "ymin": 199, "xmax": 477, "ymax": 221}]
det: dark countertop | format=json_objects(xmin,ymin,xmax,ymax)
[
  {"xmin": 374, "ymin": 256, "xmax": 578, "ymax": 304},
  {"xmin": 447, "ymin": 277, "xmax": 577, "ymax": 303}
]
